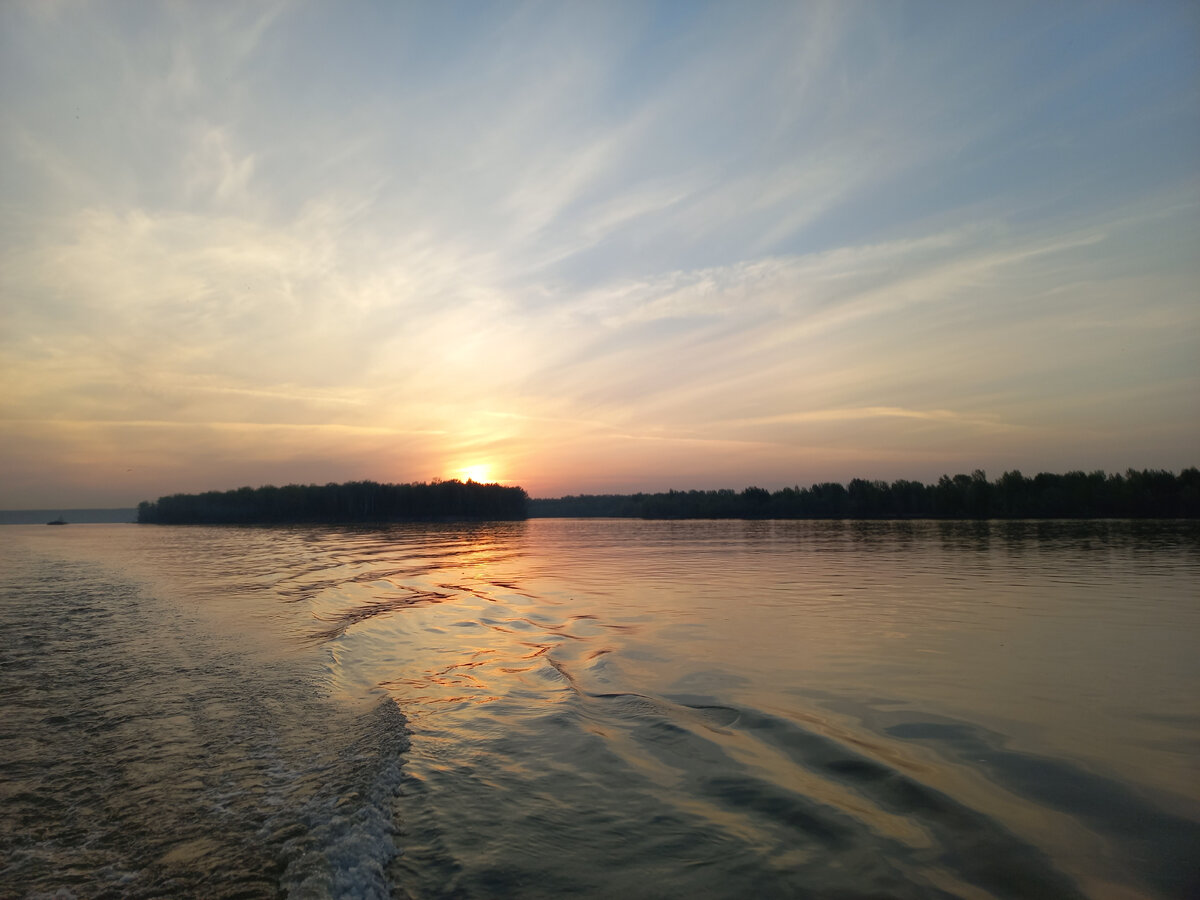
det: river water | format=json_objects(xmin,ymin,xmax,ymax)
[{"xmin": 0, "ymin": 519, "xmax": 1197, "ymax": 899}]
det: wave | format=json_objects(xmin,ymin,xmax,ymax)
[
  {"xmin": 275, "ymin": 697, "xmax": 411, "ymax": 900},
  {"xmin": 5, "ymin": 518, "xmax": 1198, "ymax": 899},
  {"xmin": 0, "ymin": 547, "xmax": 414, "ymax": 900}
]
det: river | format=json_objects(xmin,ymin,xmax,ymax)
[{"xmin": 1, "ymin": 519, "xmax": 1196, "ymax": 899}]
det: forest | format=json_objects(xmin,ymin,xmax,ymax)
[
  {"xmin": 527, "ymin": 468, "xmax": 1200, "ymax": 519},
  {"xmin": 137, "ymin": 479, "xmax": 529, "ymax": 524},
  {"xmin": 137, "ymin": 469, "xmax": 1199, "ymax": 524}
]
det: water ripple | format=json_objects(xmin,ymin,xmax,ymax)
[{"xmin": 2, "ymin": 519, "xmax": 1197, "ymax": 898}]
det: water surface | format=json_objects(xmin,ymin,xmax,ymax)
[{"xmin": 1, "ymin": 519, "xmax": 1197, "ymax": 899}]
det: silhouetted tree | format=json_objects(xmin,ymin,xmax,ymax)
[
  {"xmin": 524, "ymin": 468, "xmax": 1198, "ymax": 520},
  {"xmin": 138, "ymin": 480, "xmax": 528, "ymax": 524}
]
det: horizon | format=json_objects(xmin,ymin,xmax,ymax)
[
  {"xmin": 3, "ymin": 2, "xmax": 1198, "ymax": 508},
  {"xmin": 2, "ymin": 462, "xmax": 1197, "ymax": 512}
]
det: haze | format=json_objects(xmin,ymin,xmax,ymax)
[{"xmin": 1, "ymin": 1, "xmax": 1197, "ymax": 508}]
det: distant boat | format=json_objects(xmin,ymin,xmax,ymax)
[{"xmin": 46, "ymin": 517, "xmax": 67, "ymax": 526}]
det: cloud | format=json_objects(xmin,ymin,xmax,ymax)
[
  {"xmin": 728, "ymin": 406, "xmax": 1024, "ymax": 433},
  {"xmin": 0, "ymin": 1, "xmax": 1197, "ymax": 503}
]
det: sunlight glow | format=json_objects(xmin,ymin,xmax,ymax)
[
  {"xmin": 0, "ymin": 3, "xmax": 1195, "ymax": 507},
  {"xmin": 459, "ymin": 464, "xmax": 493, "ymax": 484}
]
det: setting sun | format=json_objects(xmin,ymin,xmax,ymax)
[{"xmin": 458, "ymin": 464, "xmax": 494, "ymax": 484}]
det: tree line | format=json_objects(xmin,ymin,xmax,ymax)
[
  {"xmin": 137, "ymin": 479, "xmax": 529, "ymax": 524},
  {"xmin": 136, "ymin": 468, "xmax": 1198, "ymax": 524},
  {"xmin": 527, "ymin": 468, "xmax": 1200, "ymax": 519}
]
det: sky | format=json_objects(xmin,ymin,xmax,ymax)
[{"xmin": 1, "ymin": 1, "xmax": 1198, "ymax": 507}]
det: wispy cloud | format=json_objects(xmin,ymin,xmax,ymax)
[
  {"xmin": 0, "ymin": 1, "xmax": 1196, "ymax": 504},
  {"xmin": 727, "ymin": 407, "xmax": 1024, "ymax": 433}
]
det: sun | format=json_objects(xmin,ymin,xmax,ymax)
[{"xmin": 459, "ymin": 464, "xmax": 493, "ymax": 484}]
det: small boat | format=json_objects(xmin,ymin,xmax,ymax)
[{"xmin": 46, "ymin": 517, "xmax": 68, "ymax": 526}]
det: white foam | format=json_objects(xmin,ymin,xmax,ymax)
[{"xmin": 277, "ymin": 697, "xmax": 411, "ymax": 900}]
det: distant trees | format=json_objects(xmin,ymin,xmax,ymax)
[
  {"xmin": 137, "ymin": 469, "xmax": 1200, "ymax": 524},
  {"xmin": 526, "ymin": 468, "xmax": 1200, "ymax": 520},
  {"xmin": 137, "ymin": 479, "xmax": 528, "ymax": 524}
]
